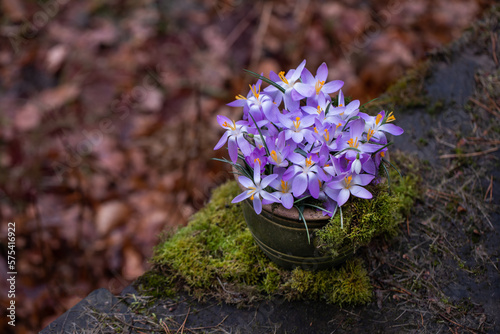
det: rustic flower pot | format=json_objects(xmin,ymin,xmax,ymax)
[{"xmin": 234, "ymin": 172, "xmax": 353, "ymax": 270}]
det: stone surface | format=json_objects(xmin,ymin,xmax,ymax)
[{"xmin": 40, "ymin": 288, "xmax": 130, "ymax": 334}]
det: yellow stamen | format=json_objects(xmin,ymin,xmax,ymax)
[
  {"xmin": 344, "ymin": 175, "xmax": 352, "ymax": 188},
  {"xmin": 293, "ymin": 117, "xmax": 301, "ymax": 130},
  {"xmin": 222, "ymin": 120, "xmax": 236, "ymax": 130},
  {"xmin": 380, "ymin": 151, "xmax": 385, "ymax": 157},
  {"xmin": 348, "ymin": 137, "xmax": 359, "ymax": 148},
  {"xmin": 235, "ymin": 94, "xmax": 247, "ymax": 100},
  {"xmin": 305, "ymin": 156, "xmax": 313, "ymax": 167},
  {"xmin": 324, "ymin": 129, "xmax": 330, "ymax": 142},
  {"xmin": 339, "ymin": 104, "xmax": 343, "ymax": 107},
  {"xmin": 248, "ymin": 186, "xmax": 256, "ymax": 200},
  {"xmin": 375, "ymin": 114, "xmax": 383, "ymax": 125},
  {"xmin": 313, "ymin": 127, "xmax": 318, "ymax": 134},
  {"xmin": 315, "ymin": 80, "xmax": 325, "ymax": 95},
  {"xmin": 278, "ymin": 71, "xmax": 289, "ymax": 85},
  {"xmin": 386, "ymin": 111, "xmax": 396, "ymax": 123},
  {"xmin": 317, "ymin": 106, "xmax": 322, "ymax": 114},
  {"xmin": 270, "ymin": 150, "xmax": 279, "ymax": 163},
  {"xmin": 249, "ymin": 84, "xmax": 260, "ymax": 99},
  {"xmin": 336, "ymin": 122, "xmax": 342, "ymax": 130},
  {"xmin": 367, "ymin": 129, "xmax": 375, "ymax": 141},
  {"xmin": 281, "ymin": 180, "xmax": 290, "ymax": 193}
]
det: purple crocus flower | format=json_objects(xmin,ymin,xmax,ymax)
[
  {"xmin": 285, "ymin": 153, "xmax": 328, "ymax": 199},
  {"xmin": 336, "ymin": 119, "xmax": 378, "ymax": 161},
  {"xmin": 324, "ymin": 173, "xmax": 375, "ymax": 207},
  {"xmin": 328, "ymin": 89, "xmax": 360, "ymax": 121},
  {"xmin": 266, "ymin": 60, "xmax": 314, "ymax": 111},
  {"xmin": 361, "ymin": 110, "xmax": 404, "ymax": 143},
  {"xmin": 227, "ymin": 80, "xmax": 276, "ymax": 122},
  {"xmin": 278, "ymin": 111, "xmax": 317, "ymax": 144},
  {"xmin": 270, "ymin": 176, "xmax": 295, "ymax": 209},
  {"xmin": 232, "ymin": 161, "xmax": 279, "ymax": 214},
  {"xmin": 300, "ymin": 62, "xmax": 344, "ymax": 106},
  {"xmin": 266, "ymin": 132, "xmax": 295, "ymax": 168},
  {"xmin": 214, "ymin": 115, "xmax": 252, "ymax": 163}
]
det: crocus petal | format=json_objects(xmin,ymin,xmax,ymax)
[
  {"xmin": 350, "ymin": 185, "xmax": 372, "ymax": 199},
  {"xmin": 362, "ymin": 158, "xmax": 376, "ymax": 175},
  {"xmin": 291, "ymin": 60, "xmax": 306, "ymax": 82},
  {"xmin": 356, "ymin": 174, "xmax": 375, "ymax": 186},
  {"xmin": 238, "ymin": 175, "xmax": 254, "ymax": 188},
  {"xmin": 349, "ymin": 119, "xmax": 365, "ymax": 138},
  {"xmin": 228, "ymin": 138, "xmax": 238, "ymax": 163},
  {"xmin": 292, "ymin": 173, "xmax": 308, "ymax": 197},
  {"xmin": 294, "ymin": 83, "xmax": 315, "ymax": 98},
  {"xmin": 308, "ymin": 175, "xmax": 320, "ymax": 199},
  {"xmin": 261, "ymin": 174, "xmax": 279, "ymax": 188},
  {"xmin": 284, "ymin": 93, "xmax": 300, "ymax": 111},
  {"xmin": 253, "ymin": 196, "xmax": 262, "ymax": 214},
  {"xmin": 214, "ymin": 131, "xmax": 230, "ymax": 150},
  {"xmin": 281, "ymin": 193, "xmax": 294, "ymax": 209},
  {"xmin": 322, "ymin": 80, "xmax": 344, "ymax": 94},
  {"xmin": 324, "ymin": 186, "xmax": 339, "ymax": 201},
  {"xmin": 216, "ymin": 115, "xmax": 232, "ymax": 127},
  {"xmin": 291, "ymin": 131, "xmax": 304, "ymax": 144},
  {"xmin": 261, "ymin": 191, "xmax": 280, "ymax": 203},
  {"xmin": 301, "ymin": 68, "xmax": 315, "ymax": 83},
  {"xmin": 337, "ymin": 188, "xmax": 350, "ymax": 206},
  {"xmin": 316, "ymin": 62, "xmax": 328, "ymax": 82},
  {"xmin": 232, "ymin": 190, "xmax": 252, "ymax": 203},
  {"xmin": 227, "ymin": 99, "xmax": 247, "ymax": 107},
  {"xmin": 380, "ymin": 123, "xmax": 404, "ymax": 136},
  {"xmin": 253, "ymin": 160, "xmax": 261, "ymax": 184},
  {"xmin": 345, "ymin": 100, "xmax": 360, "ymax": 114}
]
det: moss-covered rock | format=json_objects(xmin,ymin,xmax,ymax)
[{"xmin": 136, "ymin": 162, "xmax": 420, "ymax": 306}]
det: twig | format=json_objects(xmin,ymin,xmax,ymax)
[
  {"xmin": 491, "ymin": 31, "xmax": 498, "ymax": 66},
  {"xmin": 438, "ymin": 313, "xmax": 486, "ymax": 334},
  {"xmin": 465, "ymin": 137, "xmax": 500, "ymax": 145},
  {"xmin": 484, "ymin": 175, "xmax": 493, "ymax": 202},
  {"xmin": 189, "ymin": 315, "xmax": 229, "ymax": 331},
  {"xmin": 439, "ymin": 147, "xmax": 499, "ymax": 159},
  {"xmin": 160, "ymin": 318, "xmax": 172, "ymax": 334},
  {"xmin": 176, "ymin": 307, "xmax": 190, "ymax": 334},
  {"xmin": 469, "ymin": 98, "xmax": 500, "ymax": 118}
]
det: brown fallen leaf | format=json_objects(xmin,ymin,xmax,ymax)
[
  {"xmin": 1, "ymin": 0, "xmax": 26, "ymax": 22},
  {"xmin": 45, "ymin": 44, "xmax": 68, "ymax": 73},
  {"xmin": 122, "ymin": 245, "xmax": 145, "ymax": 280},
  {"xmin": 95, "ymin": 201, "xmax": 130, "ymax": 236}
]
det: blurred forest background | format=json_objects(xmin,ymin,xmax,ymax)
[{"xmin": 0, "ymin": 0, "xmax": 496, "ymax": 332}]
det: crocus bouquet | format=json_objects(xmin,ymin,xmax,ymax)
[{"xmin": 214, "ymin": 60, "xmax": 403, "ymax": 219}]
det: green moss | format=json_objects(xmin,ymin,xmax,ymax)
[
  {"xmin": 316, "ymin": 162, "xmax": 421, "ymax": 257},
  {"xmin": 136, "ymin": 181, "xmax": 375, "ymax": 306}
]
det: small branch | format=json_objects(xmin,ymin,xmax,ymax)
[
  {"xmin": 484, "ymin": 175, "xmax": 493, "ymax": 202},
  {"xmin": 176, "ymin": 307, "xmax": 190, "ymax": 334},
  {"xmin": 439, "ymin": 147, "xmax": 499, "ymax": 159},
  {"xmin": 491, "ymin": 31, "xmax": 498, "ymax": 66},
  {"xmin": 470, "ymin": 98, "xmax": 500, "ymax": 118},
  {"xmin": 438, "ymin": 313, "xmax": 486, "ymax": 334}
]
